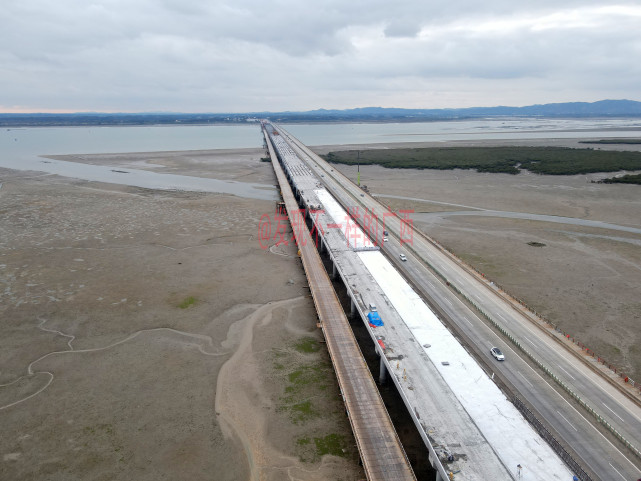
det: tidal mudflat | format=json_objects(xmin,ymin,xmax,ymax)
[{"xmin": 0, "ymin": 149, "xmax": 362, "ymax": 480}]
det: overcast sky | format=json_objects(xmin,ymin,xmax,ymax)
[{"xmin": 1, "ymin": 0, "xmax": 640, "ymax": 113}]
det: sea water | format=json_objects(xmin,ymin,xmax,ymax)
[{"xmin": 2, "ymin": 119, "xmax": 640, "ymax": 197}]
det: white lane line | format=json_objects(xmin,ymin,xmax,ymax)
[
  {"xmin": 510, "ymin": 341, "xmax": 639, "ymax": 473},
  {"xmin": 304, "ymin": 132, "xmax": 640, "ymax": 468},
  {"xmin": 496, "ymin": 312, "xmax": 506, "ymax": 321},
  {"xmin": 557, "ymin": 411, "xmax": 578, "ymax": 431},
  {"xmin": 442, "ymin": 298, "xmax": 452, "ymax": 307},
  {"xmin": 609, "ymin": 462, "xmax": 627, "ymax": 481},
  {"xmin": 462, "ymin": 317, "xmax": 473, "ymax": 327},
  {"xmin": 518, "ymin": 371, "xmax": 534, "ymax": 387},
  {"xmin": 603, "ymin": 402, "xmax": 626, "ymax": 422},
  {"xmin": 557, "ymin": 364, "xmax": 576, "ymax": 380},
  {"xmin": 473, "ymin": 283, "xmax": 641, "ymax": 425},
  {"xmin": 523, "ymin": 336, "xmax": 536, "ymax": 345}
]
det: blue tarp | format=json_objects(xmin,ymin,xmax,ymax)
[{"xmin": 367, "ymin": 311, "xmax": 384, "ymax": 327}]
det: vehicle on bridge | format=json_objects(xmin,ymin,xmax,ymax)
[
  {"xmin": 367, "ymin": 311, "xmax": 384, "ymax": 327},
  {"xmin": 491, "ymin": 347, "xmax": 505, "ymax": 361},
  {"xmin": 399, "ymin": 253, "xmax": 407, "ymax": 261}
]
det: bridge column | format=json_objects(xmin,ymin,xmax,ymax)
[
  {"xmin": 332, "ymin": 262, "xmax": 337, "ymax": 279},
  {"xmin": 379, "ymin": 354, "xmax": 387, "ymax": 384},
  {"xmin": 435, "ymin": 471, "xmax": 444, "ymax": 481},
  {"xmin": 350, "ymin": 297, "xmax": 357, "ymax": 317}
]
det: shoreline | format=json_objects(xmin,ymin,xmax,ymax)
[
  {"xmin": 1, "ymin": 136, "xmax": 640, "ymax": 479},
  {"xmin": 310, "ymin": 136, "xmax": 641, "ymax": 153},
  {"xmin": 0, "ymin": 150, "xmax": 364, "ymax": 480}
]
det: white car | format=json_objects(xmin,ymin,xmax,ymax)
[
  {"xmin": 399, "ymin": 254, "xmax": 407, "ymax": 261},
  {"xmin": 382, "ymin": 236, "xmax": 388, "ymax": 242},
  {"xmin": 490, "ymin": 347, "xmax": 505, "ymax": 361},
  {"xmin": 369, "ymin": 303, "xmax": 377, "ymax": 312}
]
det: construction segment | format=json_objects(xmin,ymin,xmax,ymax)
[
  {"xmin": 263, "ymin": 125, "xmax": 417, "ymax": 481},
  {"xmin": 261, "ymin": 121, "xmax": 597, "ymax": 481}
]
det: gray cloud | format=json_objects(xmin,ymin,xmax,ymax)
[{"xmin": 0, "ymin": 0, "xmax": 639, "ymax": 112}]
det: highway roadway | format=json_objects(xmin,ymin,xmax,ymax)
[{"xmin": 274, "ymin": 123, "xmax": 641, "ymax": 481}]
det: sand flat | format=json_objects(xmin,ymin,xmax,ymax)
[{"xmin": 0, "ymin": 149, "xmax": 363, "ymax": 480}]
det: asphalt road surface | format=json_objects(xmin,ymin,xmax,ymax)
[{"xmin": 276, "ymin": 124, "xmax": 641, "ymax": 481}]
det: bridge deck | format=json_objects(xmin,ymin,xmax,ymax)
[{"xmin": 264, "ymin": 127, "xmax": 416, "ymax": 481}]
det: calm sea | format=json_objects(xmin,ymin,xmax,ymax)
[
  {"xmin": 3, "ymin": 118, "xmax": 641, "ymax": 158},
  {"xmin": 1, "ymin": 119, "xmax": 640, "ymax": 196},
  {"xmin": 285, "ymin": 118, "xmax": 641, "ymax": 145},
  {"xmin": 0, "ymin": 124, "xmax": 275, "ymax": 199}
]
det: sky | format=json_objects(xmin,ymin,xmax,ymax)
[{"xmin": 1, "ymin": 0, "xmax": 640, "ymax": 113}]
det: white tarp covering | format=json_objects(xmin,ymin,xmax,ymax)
[
  {"xmin": 357, "ymin": 250, "xmax": 574, "ymax": 481},
  {"xmin": 316, "ymin": 189, "xmax": 377, "ymax": 250}
]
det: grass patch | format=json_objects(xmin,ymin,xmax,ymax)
[
  {"xmin": 178, "ymin": 296, "xmax": 197, "ymax": 309},
  {"xmin": 290, "ymin": 400, "xmax": 317, "ymax": 423},
  {"xmin": 269, "ymin": 338, "xmax": 352, "ymax": 458},
  {"xmin": 527, "ymin": 241, "xmax": 546, "ymax": 247},
  {"xmin": 580, "ymin": 139, "xmax": 641, "ymax": 145},
  {"xmin": 288, "ymin": 364, "xmax": 330, "ymax": 387},
  {"xmin": 323, "ymin": 146, "xmax": 641, "ymax": 175},
  {"xmin": 278, "ymin": 362, "xmax": 332, "ymax": 422},
  {"xmin": 598, "ymin": 173, "xmax": 641, "ymax": 185},
  {"xmin": 314, "ymin": 433, "xmax": 348, "ymax": 457},
  {"xmin": 294, "ymin": 337, "xmax": 321, "ymax": 353},
  {"xmin": 295, "ymin": 434, "xmax": 349, "ymax": 462}
]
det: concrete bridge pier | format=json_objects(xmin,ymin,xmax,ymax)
[
  {"xmin": 379, "ymin": 352, "xmax": 387, "ymax": 384},
  {"xmin": 350, "ymin": 297, "xmax": 357, "ymax": 317}
]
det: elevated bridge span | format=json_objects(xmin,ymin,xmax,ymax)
[
  {"xmin": 265, "ymin": 122, "xmax": 580, "ymax": 481},
  {"xmin": 263, "ymin": 125, "xmax": 417, "ymax": 481}
]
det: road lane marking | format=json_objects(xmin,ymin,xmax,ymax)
[
  {"xmin": 496, "ymin": 312, "xmax": 506, "ymax": 321},
  {"xmin": 462, "ymin": 317, "xmax": 473, "ymax": 327},
  {"xmin": 523, "ymin": 336, "xmax": 536, "ymax": 345},
  {"xmin": 442, "ymin": 298, "xmax": 452, "ymax": 307},
  {"xmin": 518, "ymin": 371, "xmax": 533, "ymax": 387},
  {"xmin": 602, "ymin": 402, "xmax": 625, "ymax": 422},
  {"xmin": 557, "ymin": 411, "xmax": 578, "ymax": 431},
  {"xmin": 465, "ymin": 281, "xmax": 641, "ymax": 426},
  {"xmin": 297, "ymin": 133, "xmax": 641, "ymax": 473},
  {"xmin": 609, "ymin": 462, "xmax": 627, "ymax": 481},
  {"xmin": 521, "ymin": 354, "xmax": 639, "ymax": 473},
  {"xmin": 557, "ymin": 364, "xmax": 576, "ymax": 380}
]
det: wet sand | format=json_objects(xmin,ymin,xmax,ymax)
[
  {"xmin": 2, "ymin": 135, "xmax": 640, "ymax": 480},
  {"xmin": 0, "ymin": 150, "xmax": 362, "ymax": 480}
]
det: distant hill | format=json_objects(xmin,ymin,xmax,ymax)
[
  {"xmin": 287, "ymin": 100, "xmax": 641, "ymax": 121},
  {"xmin": 2, "ymin": 100, "xmax": 641, "ymax": 126}
]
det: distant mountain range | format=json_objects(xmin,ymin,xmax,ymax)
[
  {"xmin": 2, "ymin": 99, "xmax": 641, "ymax": 126},
  {"xmin": 272, "ymin": 99, "xmax": 641, "ymax": 121}
]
